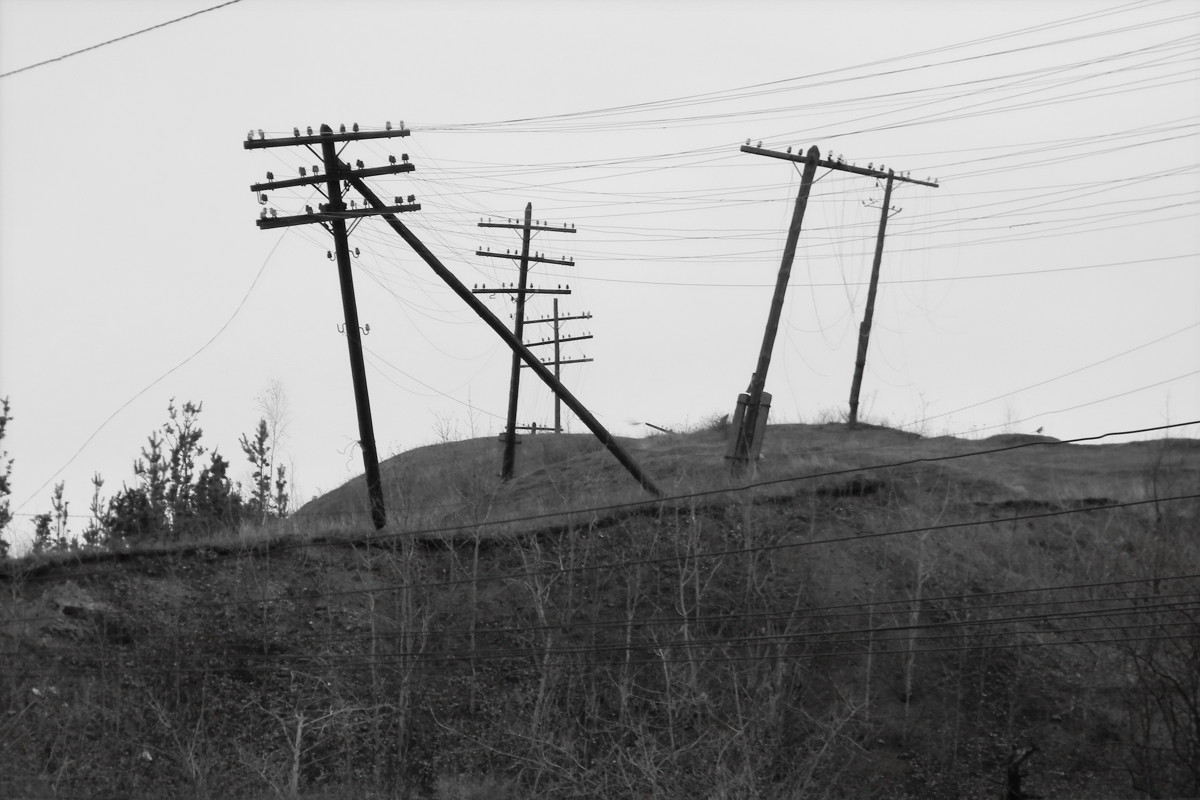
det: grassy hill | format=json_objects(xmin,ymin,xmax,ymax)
[{"xmin": 3, "ymin": 423, "xmax": 1198, "ymax": 799}]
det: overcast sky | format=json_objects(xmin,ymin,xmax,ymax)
[{"xmin": 1, "ymin": 0, "xmax": 1197, "ymax": 547}]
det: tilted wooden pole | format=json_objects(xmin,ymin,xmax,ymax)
[
  {"xmin": 320, "ymin": 125, "xmax": 386, "ymax": 529},
  {"xmin": 553, "ymin": 299, "xmax": 562, "ymax": 433},
  {"xmin": 348, "ymin": 175, "xmax": 664, "ymax": 497},
  {"xmin": 730, "ymin": 145, "xmax": 821, "ymax": 471},
  {"xmin": 848, "ymin": 170, "xmax": 895, "ymax": 429},
  {"xmin": 501, "ymin": 203, "xmax": 534, "ymax": 480},
  {"xmin": 735, "ymin": 143, "xmax": 938, "ymax": 454}
]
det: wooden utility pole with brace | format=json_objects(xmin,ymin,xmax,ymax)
[
  {"xmin": 729, "ymin": 144, "xmax": 938, "ymax": 472},
  {"xmin": 244, "ymin": 123, "xmax": 420, "ymax": 529}
]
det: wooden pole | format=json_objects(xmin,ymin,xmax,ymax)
[
  {"xmin": 349, "ymin": 176, "xmax": 663, "ymax": 497},
  {"xmin": 501, "ymin": 203, "xmax": 533, "ymax": 480},
  {"xmin": 848, "ymin": 170, "xmax": 894, "ymax": 429},
  {"xmin": 319, "ymin": 124, "xmax": 386, "ymax": 529},
  {"xmin": 731, "ymin": 145, "xmax": 820, "ymax": 471},
  {"xmin": 553, "ymin": 299, "xmax": 562, "ymax": 433}
]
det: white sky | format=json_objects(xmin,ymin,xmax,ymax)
[{"xmin": 1, "ymin": 0, "xmax": 1198, "ymax": 545}]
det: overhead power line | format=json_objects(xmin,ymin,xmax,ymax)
[
  {"xmin": 0, "ymin": 0, "xmax": 246, "ymax": 79},
  {"xmin": 14, "ymin": 232, "xmax": 286, "ymax": 513}
]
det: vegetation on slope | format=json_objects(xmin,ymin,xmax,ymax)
[{"xmin": 2, "ymin": 423, "xmax": 1198, "ymax": 799}]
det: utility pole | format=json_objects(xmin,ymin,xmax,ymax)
[
  {"xmin": 244, "ymin": 123, "xmax": 419, "ymax": 529},
  {"xmin": 473, "ymin": 207, "xmax": 576, "ymax": 479},
  {"xmin": 730, "ymin": 143, "xmax": 938, "ymax": 472},
  {"xmin": 525, "ymin": 299, "xmax": 593, "ymax": 432},
  {"xmin": 522, "ymin": 297, "xmax": 594, "ymax": 433},
  {"xmin": 848, "ymin": 170, "xmax": 897, "ymax": 429},
  {"xmin": 346, "ymin": 172, "xmax": 662, "ymax": 496}
]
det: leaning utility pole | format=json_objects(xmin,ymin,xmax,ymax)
[
  {"xmin": 525, "ymin": 299, "xmax": 594, "ymax": 433},
  {"xmin": 244, "ymin": 123, "xmax": 419, "ymax": 529},
  {"xmin": 729, "ymin": 144, "xmax": 938, "ymax": 472},
  {"xmin": 848, "ymin": 171, "xmax": 899, "ymax": 429},
  {"xmin": 473, "ymin": 206, "xmax": 576, "ymax": 480}
]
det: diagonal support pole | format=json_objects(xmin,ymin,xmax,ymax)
[{"xmin": 348, "ymin": 176, "xmax": 663, "ymax": 497}]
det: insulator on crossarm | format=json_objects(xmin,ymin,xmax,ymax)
[
  {"xmin": 258, "ymin": 129, "xmax": 264, "ymax": 140},
  {"xmin": 389, "ymin": 155, "xmax": 396, "ymax": 164},
  {"xmin": 260, "ymin": 208, "xmax": 267, "ymax": 219},
  {"xmin": 401, "ymin": 154, "xmax": 409, "ymax": 162},
  {"xmin": 353, "ymin": 123, "xmax": 359, "ymax": 132},
  {"xmin": 386, "ymin": 121, "xmax": 392, "ymax": 130},
  {"xmin": 270, "ymin": 209, "xmax": 277, "ymax": 217},
  {"xmin": 293, "ymin": 127, "xmax": 299, "ymax": 137},
  {"xmin": 258, "ymin": 193, "xmax": 267, "ymax": 204},
  {"xmin": 299, "ymin": 167, "xmax": 307, "ymax": 177},
  {"xmin": 356, "ymin": 160, "xmax": 364, "ymax": 169},
  {"xmin": 306, "ymin": 205, "xmax": 313, "ymax": 214},
  {"xmin": 339, "ymin": 124, "xmax": 346, "ymax": 133},
  {"xmin": 247, "ymin": 129, "xmax": 254, "ymax": 141},
  {"xmin": 313, "ymin": 165, "xmax": 320, "ymax": 174},
  {"xmin": 307, "ymin": 126, "xmax": 313, "ymax": 136},
  {"xmin": 266, "ymin": 171, "xmax": 274, "ymax": 180}
]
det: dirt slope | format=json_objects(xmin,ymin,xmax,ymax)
[{"xmin": 3, "ymin": 425, "xmax": 1198, "ymax": 799}]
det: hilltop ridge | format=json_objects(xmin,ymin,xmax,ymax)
[{"xmin": 3, "ymin": 423, "xmax": 1198, "ymax": 799}]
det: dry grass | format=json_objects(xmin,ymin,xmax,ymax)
[{"xmin": 4, "ymin": 423, "xmax": 1198, "ymax": 799}]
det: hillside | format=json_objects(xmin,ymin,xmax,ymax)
[{"xmin": 3, "ymin": 423, "xmax": 1198, "ymax": 800}]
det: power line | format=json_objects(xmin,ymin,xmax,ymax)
[
  {"xmin": 14, "ymin": 232, "xmax": 286, "ymax": 513},
  {"xmin": 9, "ymin": 418, "xmax": 1195, "ymax": 581},
  {"xmin": 0, "ymin": 0, "xmax": 247, "ymax": 79},
  {"xmin": 24, "ymin": 578, "xmax": 1189, "ymax": 656},
  {"xmin": 899, "ymin": 321, "xmax": 1200, "ymax": 431},
  {"xmin": 11, "ymin": 490, "xmax": 1198, "ymax": 614},
  {"xmin": 7, "ymin": 609, "xmax": 1193, "ymax": 676}
]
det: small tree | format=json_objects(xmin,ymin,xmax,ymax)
[
  {"xmin": 241, "ymin": 419, "xmax": 272, "ymax": 524},
  {"xmin": 273, "ymin": 464, "xmax": 290, "ymax": 518},
  {"xmin": 164, "ymin": 400, "xmax": 205, "ymax": 531},
  {"xmin": 81, "ymin": 473, "xmax": 106, "ymax": 549},
  {"xmin": 31, "ymin": 482, "xmax": 73, "ymax": 554},
  {"xmin": 31, "ymin": 512, "xmax": 52, "ymax": 555},
  {"xmin": 50, "ymin": 481, "xmax": 70, "ymax": 550},
  {"xmin": 104, "ymin": 483, "xmax": 156, "ymax": 543},
  {"xmin": 239, "ymin": 418, "xmax": 289, "ymax": 522},
  {"xmin": 133, "ymin": 430, "xmax": 168, "ymax": 534},
  {"xmin": 193, "ymin": 450, "xmax": 244, "ymax": 532}
]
